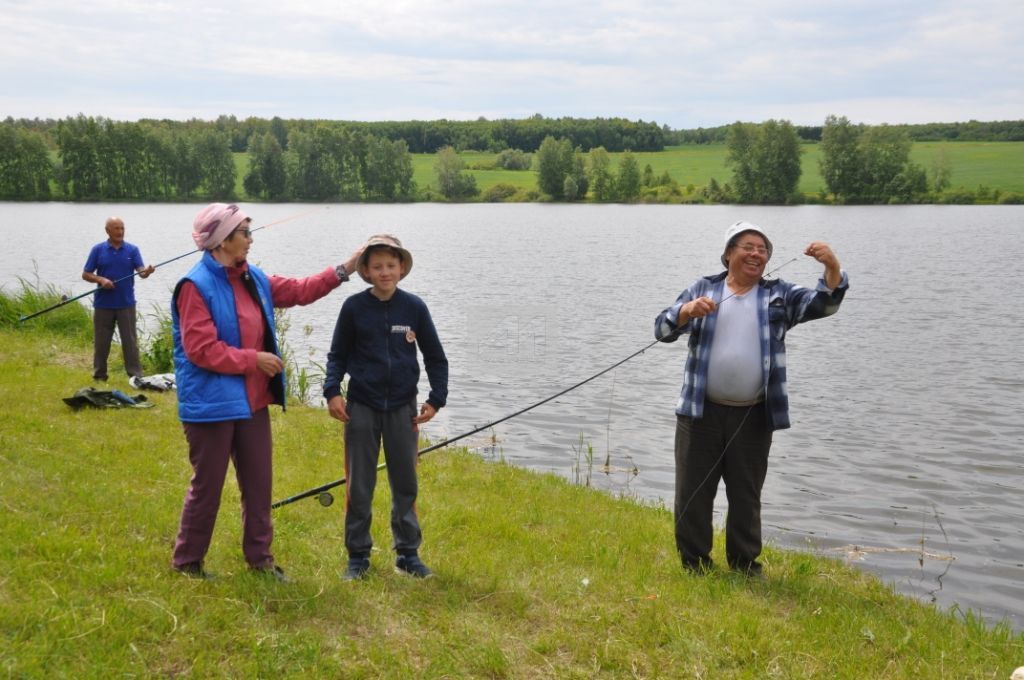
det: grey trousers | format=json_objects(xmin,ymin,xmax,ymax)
[
  {"xmin": 92, "ymin": 306, "xmax": 142, "ymax": 380},
  {"xmin": 343, "ymin": 400, "xmax": 422, "ymax": 557},
  {"xmin": 674, "ymin": 401, "xmax": 772, "ymax": 569}
]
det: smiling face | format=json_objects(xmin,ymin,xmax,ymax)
[
  {"xmin": 725, "ymin": 231, "xmax": 770, "ymax": 286},
  {"xmin": 361, "ymin": 247, "xmax": 404, "ymax": 299}
]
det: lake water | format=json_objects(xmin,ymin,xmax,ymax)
[{"xmin": 2, "ymin": 201, "xmax": 1022, "ymax": 630}]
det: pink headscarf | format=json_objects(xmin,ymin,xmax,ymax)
[{"xmin": 192, "ymin": 203, "xmax": 250, "ymax": 250}]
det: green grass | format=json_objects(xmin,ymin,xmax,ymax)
[
  {"xmin": 406, "ymin": 142, "xmax": 1024, "ymax": 198},
  {"xmin": 0, "ymin": 278, "xmax": 93, "ymax": 340},
  {"xmin": 909, "ymin": 141, "xmax": 1024, "ymax": 193},
  {"xmin": 1, "ymin": 323, "xmax": 1022, "ymax": 677},
  {"xmin": 233, "ymin": 151, "xmax": 249, "ymax": 198}
]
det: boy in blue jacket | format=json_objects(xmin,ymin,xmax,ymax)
[{"xmin": 324, "ymin": 234, "xmax": 448, "ymax": 580}]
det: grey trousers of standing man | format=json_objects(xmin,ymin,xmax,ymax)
[
  {"xmin": 92, "ymin": 306, "xmax": 143, "ymax": 380},
  {"xmin": 343, "ymin": 400, "xmax": 422, "ymax": 557}
]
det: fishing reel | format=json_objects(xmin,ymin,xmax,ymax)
[{"xmin": 317, "ymin": 492, "xmax": 334, "ymax": 507}]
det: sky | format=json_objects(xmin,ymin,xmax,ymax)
[{"xmin": 2, "ymin": 0, "xmax": 1022, "ymax": 129}]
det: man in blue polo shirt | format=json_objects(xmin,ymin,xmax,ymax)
[{"xmin": 82, "ymin": 217, "xmax": 155, "ymax": 381}]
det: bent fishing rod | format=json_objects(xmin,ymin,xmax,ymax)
[
  {"xmin": 273, "ymin": 256, "xmax": 802, "ymax": 510},
  {"xmin": 18, "ymin": 207, "xmax": 327, "ymax": 323}
]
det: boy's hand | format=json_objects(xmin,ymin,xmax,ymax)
[
  {"xmin": 411, "ymin": 403, "xmax": 436, "ymax": 430},
  {"xmin": 328, "ymin": 395, "xmax": 350, "ymax": 422}
]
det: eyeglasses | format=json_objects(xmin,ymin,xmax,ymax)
[
  {"xmin": 736, "ymin": 243, "xmax": 768, "ymax": 256},
  {"xmin": 232, "ymin": 228, "xmax": 252, "ymax": 239}
]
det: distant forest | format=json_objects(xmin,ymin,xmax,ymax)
[
  {"xmin": 7, "ymin": 115, "xmax": 666, "ymax": 155},
  {"xmin": 671, "ymin": 120, "xmax": 1024, "ymax": 144},
  {"xmin": 1, "ymin": 114, "xmax": 1021, "ymax": 204},
  {"xmin": 5, "ymin": 114, "xmax": 1024, "ymax": 155}
]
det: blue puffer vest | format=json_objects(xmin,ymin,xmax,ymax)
[{"xmin": 171, "ymin": 251, "xmax": 284, "ymax": 423}]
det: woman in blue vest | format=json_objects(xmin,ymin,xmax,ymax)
[{"xmin": 171, "ymin": 203, "xmax": 361, "ymax": 580}]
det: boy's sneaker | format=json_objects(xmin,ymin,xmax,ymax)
[
  {"xmin": 343, "ymin": 557, "xmax": 370, "ymax": 581},
  {"xmin": 394, "ymin": 554, "xmax": 433, "ymax": 578}
]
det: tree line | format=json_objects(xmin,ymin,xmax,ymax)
[
  {"xmin": 509, "ymin": 116, "xmax": 1018, "ymax": 205},
  {"xmin": 2, "ymin": 114, "xmax": 1020, "ymax": 204},
  {"xmin": 721, "ymin": 116, "xmax": 943, "ymax": 204},
  {"xmin": 0, "ymin": 114, "xmax": 665, "ymax": 201},
  {"xmin": 670, "ymin": 119, "xmax": 1024, "ymax": 144},
  {"xmin": 0, "ymin": 115, "xmax": 415, "ymax": 202},
  {"xmin": 345, "ymin": 115, "xmax": 667, "ymax": 153},
  {"xmin": 4, "ymin": 114, "xmax": 667, "ymax": 156}
]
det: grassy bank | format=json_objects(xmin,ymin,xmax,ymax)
[{"xmin": 1, "ymin": 326, "xmax": 1021, "ymax": 677}]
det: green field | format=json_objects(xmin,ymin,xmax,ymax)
[
  {"xmin": 909, "ymin": 141, "xmax": 1024, "ymax": 193},
  {"xmin": 407, "ymin": 142, "xmax": 1024, "ymax": 198},
  {"xmin": 47, "ymin": 140, "xmax": 1024, "ymax": 203}
]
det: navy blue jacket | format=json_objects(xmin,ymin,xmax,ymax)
[{"xmin": 324, "ymin": 288, "xmax": 448, "ymax": 412}]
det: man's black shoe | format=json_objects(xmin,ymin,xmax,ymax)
[
  {"xmin": 681, "ymin": 557, "xmax": 714, "ymax": 575},
  {"xmin": 730, "ymin": 560, "xmax": 764, "ymax": 579}
]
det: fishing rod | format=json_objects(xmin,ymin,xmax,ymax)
[
  {"xmin": 18, "ymin": 207, "xmax": 327, "ymax": 323},
  {"xmin": 672, "ymin": 256, "xmax": 808, "ymax": 524},
  {"xmin": 276, "ymin": 255, "xmax": 802, "ymax": 510},
  {"xmin": 273, "ymin": 341, "xmax": 662, "ymax": 509},
  {"xmin": 276, "ymin": 258, "xmax": 802, "ymax": 507}
]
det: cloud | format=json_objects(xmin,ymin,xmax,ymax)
[{"xmin": 2, "ymin": 0, "xmax": 1021, "ymax": 126}]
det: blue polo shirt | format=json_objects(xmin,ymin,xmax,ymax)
[{"xmin": 83, "ymin": 241, "xmax": 145, "ymax": 309}]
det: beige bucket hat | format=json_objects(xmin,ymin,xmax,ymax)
[{"xmin": 356, "ymin": 233, "xmax": 413, "ymax": 282}]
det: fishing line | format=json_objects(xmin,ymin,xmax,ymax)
[
  {"xmin": 274, "ymin": 256, "xmax": 802, "ymax": 510},
  {"xmin": 673, "ymin": 256, "xmax": 799, "ymax": 527},
  {"xmin": 18, "ymin": 206, "xmax": 328, "ymax": 323},
  {"xmin": 675, "ymin": 403, "xmax": 757, "ymax": 521},
  {"xmin": 273, "ymin": 339, "xmax": 661, "ymax": 509}
]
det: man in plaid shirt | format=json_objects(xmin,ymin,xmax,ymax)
[{"xmin": 655, "ymin": 221, "xmax": 847, "ymax": 576}]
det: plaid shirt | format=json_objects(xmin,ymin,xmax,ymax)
[{"xmin": 655, "ymin": 270, "xmax": 848, "ymax": 430}]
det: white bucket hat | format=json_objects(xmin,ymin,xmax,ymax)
[
  {"xmin": 722, "ymin": 220, "xmax": 773, "ymax": 267},
  {"xmin": 356, "ymin": 233, "xmax": 413, "ymax": 282}
]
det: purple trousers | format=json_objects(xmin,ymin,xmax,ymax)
[{"xmin": 172, "ymin": 408, "xmax": 275, "ymax": 569}]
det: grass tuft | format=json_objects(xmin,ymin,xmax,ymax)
[{"xmin": 1, "ymin": 278, "xmax": 92, "ymax": 342}]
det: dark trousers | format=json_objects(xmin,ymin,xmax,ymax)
[
  {"xmin": 674, "ymin": 401, "xmax": 772, "ymax": 569},
  {"xmin": 172, "ymin": 408, "xmax": 275, "ymax": 569},
  {"xmin": 92, "ymin": 306, "xmax": 142, "ymax": 380},
  {"xmin": 343, "ymin": 401, "xmax": 422, "ymax": 557}
]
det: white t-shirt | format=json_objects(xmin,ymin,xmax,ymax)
[{"xmin": 706, "ymin": 289, "xmax": 763, "ymax": 403}]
